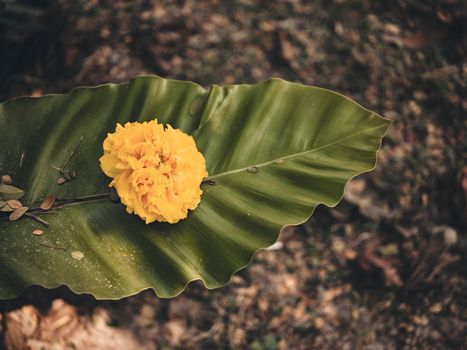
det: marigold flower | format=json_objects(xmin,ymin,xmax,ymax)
[{"xmin": 99, "ymin": 120, "xmax": 208, "ymax": 224}]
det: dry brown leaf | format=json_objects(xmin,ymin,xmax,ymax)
[
  {"xmin": 57, "ymin": 177, "xmax": 66, "ymax": 185},
  {"xmin": 322, "ymin": 287, "xmax": 344, "ymax": 302},
  {"xmin": 342, "ymin": 248, "xmax": 357, "ymax": 260},
  {"xmin": 9, "ymin": 206, "xmax": 29, "ymax": 221},
  {"xmin": 6, "ymin": 199, "xmax": 22, "ymax": 209},
  {"xmin": 279, "ymin": 31, "xmax": 295, "ymax": 63},
  {"xmin": 260, "ymin": 20, "xmax": 277, "ymax": 32},
  {"xmin": 411, "ymin": 315, "xmax": 429, "ymax": 326},
  {"xmin": 5, "ymin": 300, "xmax": 146, "ymax": 350},
  {"xmin": 401, "ymin": 31, "xmax": 443, "ymax": 49},
  {"xmin": 5, "ymin": 305, "xmax": 40, "ymax": 350},
  {"xmin": 164, "ymin": 320, "xmax": 186, "ymax": 347},
  {"xmin": 429, "ymin": 303, "xmax": 442, "ymax": 314},
  {"xmin": 1, "ymin": 174, "xmax": 13, "ymax": 185},
  {"xmin": 345, "ymin": 179, "xmax": 392, "ymax": 220},
  {"xmin": 31, "ymin": 89, "xmax": 43, "ymax": 97},
  {"xmin": 359, "ymin": 240, "xmax": 402, "ymax": 287},
  {"xmin": 39, "ymin": 300, "xmax": 80, "ymax": 341},
  {"xmin": 384, "ymin": 23, "xmax": 401, "ymax": 35},
  {"xmin": 40, "ymin": 195, "xmax": 56, "ymax": 211},
  {"xmin": 314, "ymin": 317, "xmax": 325, "ymax": 329},
  {"xmin": 71, "ymin": 251, "xmax": 85, "ymax": 260}
]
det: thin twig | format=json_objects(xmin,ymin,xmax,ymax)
[
  {"xmin": 39, "ymin": 243, "xmax": 67, "ymax": 251},
  {"xmin": 2, "ymin": 192, "xmax": 111, "ymax": 226},
  {"xmin": 53, "ymin": 197, "xmax": 109, "ymax": 209},
  {"xmin": 50, "ymin": 164, "xmax": 62, "ymax": 171},
  {"xmin": 50, "ymin": 136, "xmax": 84, "ymax": 172},
  {"xmin": 53, "ymin": 193, "xmax": 110, "ymax": 208},
  {"xmin": 31, "ymin": 210, "xmax": 60, "ymax": 215},
  {"xmin": 28, "ymin": 193, "xmax": 111, "ymax": 213},
  {"xmin": 62, "ymin": 136, "xmax": 84, "ymax": 170},
  {"xmin": 20, "ymin": 152, "xmax": 25, "ymax": 167},
  {"xmin": 71, "ymin": 193, "xmax": 110, "ymax": 202},
  {"xmin": 24, "ymin": 212, "xmax": 50, "ymax": 227}
]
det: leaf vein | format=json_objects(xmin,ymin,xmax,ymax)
[{"xmin": 208, "ymin": 123, "xmax": 387, "ymax": 179}]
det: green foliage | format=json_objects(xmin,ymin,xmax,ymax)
[{"xmin": 0, "ymin": 76, "xmax": 390, "ymax": 299}]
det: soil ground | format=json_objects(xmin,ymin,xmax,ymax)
[{"xmin": 0, "ymin": 0, "xmax": 466, "ymax": 349}]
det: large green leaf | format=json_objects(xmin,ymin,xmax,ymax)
[{"xmin": 0, "ymin": 76, "xmax": 390, "ymax": 299}]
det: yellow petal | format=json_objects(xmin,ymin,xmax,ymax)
[{"xmin": 99, "ymin": 119, "xmax": 207, "ymax": 224}]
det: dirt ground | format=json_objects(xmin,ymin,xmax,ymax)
[{"xmin": 0, "ymin": 0, "xmax": 466, "ymax": 349}]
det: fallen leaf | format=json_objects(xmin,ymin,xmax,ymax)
[
  {"xmin": 314, "ymin": 317, "xmax": 325, "ymax": 329},
  {"xmin": 411, "ymin": 315, "xmax": 429, "ymax": 326},
  {"xmin": 0, "ymin": 184, "xmax": 25, "ymax": 200},
  {"xmin": 5, "ymin": 305, "xmax": 40, "ymax": 350},
  {"xmin": 164, "ymin": 320, "xmax": 186, "ymax": 347},
  {"xmin": 40, "ymin": 195, "xmax": 56, "ymax": 211},
  {"xmin": 279, "ymin": 31, "xmax": 295, "ymax": 63},
  {"xmin": 342, "ymin": 248, "xmax": 357, "ymax": 260},
  {"xmin": 71, "ymin": 251, "xmax": 84, "ymax": 261},
  {"xmin": 322, "ymin": 287, "xmax": 344, "ymax": 302},
  {"xmin": 429, "ymin": 303, "xmax": 442, "ymax": 314},
  {"xmin": 401, "ymin": 31, "xmax": 443, "ymax": 49},
  {"xmin": 31, "ymin": 89, "xmax": 43, "ymax": 97},
  {"xmin": 6, "ymin": 199, "xmax": 22, "ymax": 209},
  {"xmin": 345, "ymin": 179, "xmax": 392, "ymax": 220},
  {"xmin": 0, "ymin": 203, "xmax": 14, "ymax": 212},
  {"xmin": 384, "ymin": 23, "xmax": 401, "ymax": 35},
  {"xmin": 1, "ymin": 174, "xmax": 13, "ymax": 185},
  {"xmin": 9, "ymin": 206, "xmax": 29, "ymax": 221},
  {"xmin": 359, "ymin": 240, "xmax": 402, "ymax": 287}
]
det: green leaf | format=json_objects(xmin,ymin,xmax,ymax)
[
  {"xmin": 0, "ymin": 184, "xmax": 25, "ymax": 200},
  {"xmin": 0, "ymin": 76, "xmax": 390, "ymax": 299}
]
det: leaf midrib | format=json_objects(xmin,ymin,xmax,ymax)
[{"xmin": 208, "ymin": 123, "xmax": 387, "ymax": 179}]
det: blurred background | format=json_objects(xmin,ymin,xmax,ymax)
[{"xmin": 0, "ymin": 0, "xmax": 466, "ymax": 349}]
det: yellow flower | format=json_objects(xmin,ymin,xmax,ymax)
[{"xmin": 99, "ymin": 120, "xmax": 208, "ymax": 224}]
